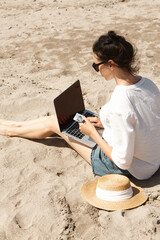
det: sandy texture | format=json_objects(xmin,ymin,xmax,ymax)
[{"xmin": 0, "ymin": 0, "xmax": 160, "ymax": 239}]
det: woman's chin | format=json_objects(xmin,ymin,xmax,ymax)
[{"xmin": 104, "ymin": 77, "xmax": 113, "ymax": 81}]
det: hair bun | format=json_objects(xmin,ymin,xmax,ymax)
[
  {"xmin": 108, "ymin": 31, "xmax": 117, "ymax": 39},
  {"xmin": 108, "ymin": 30, "xmax": 124, "ymax": 43}
]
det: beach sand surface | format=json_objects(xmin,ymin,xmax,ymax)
[{"xmin": 0, "ymin": 0, "xmax": 160, "ymax": 239}]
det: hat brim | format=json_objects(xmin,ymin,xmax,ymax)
[{"xmin": 81, "ymin": 179, "xmax": 148, "ymax": 211}]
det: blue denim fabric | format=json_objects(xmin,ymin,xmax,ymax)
[{"xmin": 91, "ymin": 144, "xmax": 130, "ymax": 177}]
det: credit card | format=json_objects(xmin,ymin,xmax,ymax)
[{"xmin": 73, "ymin": 113, "xmax": 84, "ymax": 123}]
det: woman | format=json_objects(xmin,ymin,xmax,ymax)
[{"xmin": 1, "ymin": 31, "xmax": 160, "ymax": 180}]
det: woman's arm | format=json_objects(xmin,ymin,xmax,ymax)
[{"xmin": 90, "ymin": 129, "xmax": 113, "ymax": 161}]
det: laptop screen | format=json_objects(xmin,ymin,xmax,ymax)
[{"xmin": 54, "ymin": 80, "xmax": 85, "ymax": 131}]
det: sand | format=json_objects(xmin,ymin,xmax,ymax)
[{"xmin": 0, "ymin": 0, "xmax": 160, "ymax": 239}]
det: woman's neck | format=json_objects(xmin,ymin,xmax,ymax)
[{"xmin": 114, "ymin": 70, "xmax": 141, "ymax": 86}]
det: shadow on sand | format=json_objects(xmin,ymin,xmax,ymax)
[
  {"xmin": 33, "ymin": 134, "xmax": 71, "ymax": 149},
  {"xmin": 130, "ymin": 167, "xmax": 160, "ymax": 188}
]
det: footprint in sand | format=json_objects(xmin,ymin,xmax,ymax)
[
  {"xmin": 49, "ymin": 192, "xmax": 75, "ymax": 240},
  {"xmin": 13, "ymin": 205, "xmax": 37, "ymax": 230}
]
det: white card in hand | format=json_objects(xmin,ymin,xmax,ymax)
[{"xmin": 73, "ymin": 113, "xmax": 84, "ymax": 123}]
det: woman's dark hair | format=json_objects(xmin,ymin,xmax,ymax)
[{"xmin": 93, "ymin": 31, "xmax": 139, "ymax": 74}]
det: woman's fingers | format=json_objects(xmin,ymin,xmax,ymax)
[
  {"xmin": 87, "ymin": 116, "xmax": 103, "ymax": 128},
  {"xmin": 87, "ymin": 116, "xmax": 99, "ymax": 123},
  {"xmin": 79, "ymin": 116, "xmax": 96, "ymax": 136}
]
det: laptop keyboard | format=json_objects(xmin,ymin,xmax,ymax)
[
  {"xmin": 66, "ymin": 111, "xmax": 97, "ymax": 139},
  {"xmin": 66, "ymin": 122, "xmax": 84, "ymax": 139}
]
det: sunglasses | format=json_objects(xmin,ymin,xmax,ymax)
[{"xmin": 92, "ymin": 61, "xmax": 107, "ymax": 72}]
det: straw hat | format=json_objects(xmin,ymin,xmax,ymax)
[{"xmin": 81, "ymin": 174, "xmax": 147, "ymax": 211}]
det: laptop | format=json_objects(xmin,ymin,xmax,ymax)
[{"xmin": 53, "ymin": 80, "xmax": 103, "ymax": 147}]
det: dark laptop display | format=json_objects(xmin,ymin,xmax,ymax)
[{"xmin": 54, "ymin": 80, "xmax": 84, "ymax": 132}]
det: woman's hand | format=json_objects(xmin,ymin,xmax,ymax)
[
  {"xmin": 79, "ymin": 116, "xmax": 97, "ymax": 137},
  {"xmin": 87, "ymin": 116, "xmax": 103, "ymax": 128}
]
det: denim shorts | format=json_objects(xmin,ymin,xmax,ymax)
[{"xmin": 91, "ymin": 144, "xmax": 130, "ymax": 177}]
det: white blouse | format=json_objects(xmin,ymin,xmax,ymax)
[{"xmin": 99, "ymin": 77, "xmax": 160, "ymax": 180}]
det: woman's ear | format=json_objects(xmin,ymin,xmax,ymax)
[{"xmin": 108, "ymin": 60, "xmax": 117, "ymax": 69}]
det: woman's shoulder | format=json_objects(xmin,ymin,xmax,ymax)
[
  {"xmin": 110, "ymin": 76, "xmax": 159, "ymax": 113},
  {"xmin": 112, "ymin": 77, "xmax": 159, "ymax": 101},
  {"xmin": 106, "ymin": 89, "xmax": 134, "ymax": 116}
]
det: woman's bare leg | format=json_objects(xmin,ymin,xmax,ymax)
[
  {"xmin": 0, "ymin": 115, "xmax": 92, "ymax": 164},
  {"xmin": 0, "ymin": 116, "xmax": 50, "ymax": 127}
]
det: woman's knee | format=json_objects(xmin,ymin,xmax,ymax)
[{"xmin": 46, "ymin": 114, "xmax": 59, "ymax": 133}]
